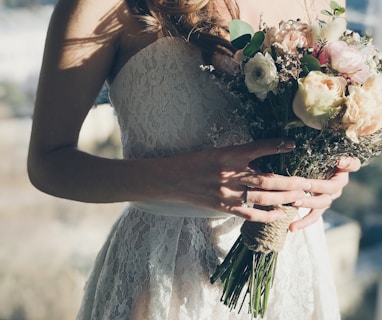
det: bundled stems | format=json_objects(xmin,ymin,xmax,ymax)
[
  {"xmin": 210, "ymin": 241, "xmax": 279, "ymax": 318},
  {"xmin": 210, "ymin": 206, "xmax": 297, "ymax": 318}
]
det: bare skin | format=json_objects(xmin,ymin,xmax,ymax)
[{"xmin": 27, "ymin": 0, "xmax": 360, "ymax": 228}]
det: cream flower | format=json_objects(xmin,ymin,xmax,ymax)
[
  {"xmin": 342, "ymin": 75, "xmax": 382, "ymax": 142},
  {"xmin": 363, "ymin": 74, "xmax": 382, "ymax": 104},
  {"xmin": 264, "ymin": 20, "xmax": 316, "ymax": 54},
  {"xmin": 361, "ymin": 45, "xmax": 382, "ymax": 77},
  {"xmin": 293, "ymin": 71, "xmax": 346, "ymax": 130},
  {"xmin": 244, "ymin": 52, "xmax": 279, "ymax": 101},
  {"xmin": 312, "ymin": 18, "xmax": 346, "ymax": 43}
]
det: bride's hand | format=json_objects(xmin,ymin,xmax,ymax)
[
  {"xmin": 172, "ymin": 138, "xmax": 312, "ymax": 222},
  {"xmin": 289, "ymin": 157, "xmax": 361, "ymax": 231}
]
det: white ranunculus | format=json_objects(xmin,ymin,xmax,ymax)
[
  {"xmin": 292, "ymin": 71, "xmax": 346, "ymax": 130},
  {"xmin": 244, "ymin": 52, "xmax": 279, "ymax": 101}
]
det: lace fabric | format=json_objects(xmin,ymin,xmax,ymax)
[{"xmin": 77, "ymin": 37, "xmax": 341, "ymax": 320}]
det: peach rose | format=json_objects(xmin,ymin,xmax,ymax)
[
  {"xmin": 293, "ymin": 71, "xmax": 346, "ymax": 130},
  {"xmin": 264, "ymin": 20, "xmax": 316, "ymax": 54},
  {"xmin": 363, "ymin": 74, "xmax": 382, "ymax": 104},
  {"xmin": 342, "ymin": 75, "xmax": 382, "ymax": 142}
]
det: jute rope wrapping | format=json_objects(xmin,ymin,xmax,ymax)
[{"xmin": 240, "ymin": 205, "xmax": 298, "ymax": 253}]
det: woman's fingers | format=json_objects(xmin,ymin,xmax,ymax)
[
  {"xmin": 302, "ymin": 170, "xmax": 349, "ymax": 199},
  {"xmin": 336, "ymin": 157, "xmax": 361, "ymax": 172},
  {"xmin": 218, "ymin": 181, "xmax": 307, "ymax": 208},
  {"xmin": 245, "ymin": 189, "xmax": 307, "ymax": 207},
  {"xmin": 293, "ymin": 193, "xmax": 333, "ymax": 209},
  {"xmin": 195, "ymin": 144, "xmax": 361, "ymax": 226},
  {"xmin": 220, "ymin": 170, "xmax": 312, "ymax": 207},
  {"xmin": 239, "ymin": 172, "xmax": 312, "ymax": 191},
  {"xmin": 289, "ymin": 158, "xmax": 360, "ymax": 211},
  {"xmin": 289, "ymin": 208, "xmax": 326, "ymax": 232},
  {"xmin": 228, "ymin": 205, "xmax": 287, "ymax": 223},
  {"xmin": 239, "ymin": 138, "xmax": 296, "ymax": 160},
  {"xmin": 216, "ymin": 139, "xmax": 296, "ymax": 172}
]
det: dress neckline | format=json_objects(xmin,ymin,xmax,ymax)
[{"xmin": 110, "ymin": 37, "xmax": 185, "ymax": 87}]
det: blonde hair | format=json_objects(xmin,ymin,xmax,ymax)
[{"xmin": 126, "ymin": 0, "xmax": 239, "ymax": 54}]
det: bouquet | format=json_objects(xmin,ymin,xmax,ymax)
[{"xmin": 208, "ymin": 2, "xmax": 382, "ymax": 318}]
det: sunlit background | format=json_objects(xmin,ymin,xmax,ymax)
[{"xmin": 0, "ymin": 1, "xmax": 381, "ymax": 319}]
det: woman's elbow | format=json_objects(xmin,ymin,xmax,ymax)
[
  {"xmin": 27, "ymin": 152, "xmax": 45, "ymax": 193},
  {"xmin": 27, "ymin": 148, "xmax": 57, "ymax": 196}
]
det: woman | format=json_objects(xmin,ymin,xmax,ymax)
[{"xmin": 28, "ymin": 0, "xmax": 359, "ymax": 319}]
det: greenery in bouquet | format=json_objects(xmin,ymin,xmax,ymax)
[{"xmin": 209, "ymin": 2, "xmax": 382, "ymax": 318}]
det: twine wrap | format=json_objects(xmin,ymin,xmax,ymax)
[{"xmin": 240, "ymin": 205, "xmax": 298, "ymax": 253}]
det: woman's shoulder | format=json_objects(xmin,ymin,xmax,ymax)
[
  {"xmin": 50, "ymin": 0, "xmax": 153, "ymax": 80},
  {"xmin": 51, "ymin": 0, "xmax": 131, "ymax": 39}
]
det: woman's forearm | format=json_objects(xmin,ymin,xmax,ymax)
[{"xmin": 27, "ymin": 146, "xmax": 183, "ymax": 203}]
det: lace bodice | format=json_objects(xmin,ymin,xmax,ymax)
[
  {"xmin": 77, "ymin": 37, "xmax": 341, "ymax": 320},
  {"xmin": 109, "ymin": 37, "xmax": 249, "ymax": 218},
  {"xmin": 109, "ymin": 37, "xmax": 248, "ymax": 160}
]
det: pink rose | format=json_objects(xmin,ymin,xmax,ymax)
[
  {"xmin": 264, "ymin": 20, "xmax": 316, "ymax": 55},
  {"xmin": 342, "ymin": 75, "xmax": 382, "ymax": 142},
  {"xmin": 323, "ymin": 41, "xmax": 370, "ymax": 84}
]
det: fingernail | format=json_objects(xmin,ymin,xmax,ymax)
[
  {"xmin": 300, "ymin": 182, "xmax": 312, "ymax": 190},
  {"xmin": 337, "ymin": 158, "xmax": 349, "ymax": 169},
  {"xmin": 284, "ymin": 141, "xmax": 296, "ymax": 149},
  {"xmin": 290, "ymin": 225, "xmax": 299, "ymax": 232},
  {"xmin": 294, "ymin": 200, "xmax": 303, "ymax": 206}
]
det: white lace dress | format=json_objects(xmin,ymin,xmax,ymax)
[{"xmin": 76, "ymin": 37, "xmax": 341, "ymax": 320}]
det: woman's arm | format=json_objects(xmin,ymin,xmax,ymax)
[
  {"xmin": 28, "ymin": 0, "xmax": 305, "ymax": 209},
  {"xmin": 27, "ymin": 0, "xmax": 137, "ymax": 202},
  {"xmin": 28, "ymin": 0, "xmax": 359, "ymax": 226}
]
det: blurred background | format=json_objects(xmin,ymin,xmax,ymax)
[{"xmin": 0, "ymin": 0, "xmax": 381, "ymax": 319}]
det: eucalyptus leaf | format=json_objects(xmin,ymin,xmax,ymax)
[
  {"xmin": 330, "ymin": 1, "xmax": 341, "ymax": 10},
  {"xmin": 334, "ymin": 6, "xmax": 345, "ymax": 15},
  {"xmin": 300, "ymin": 55, "xmax": 321, "ymax": 73},
  {"xmin": 330, "ymin": 1, "xmax": 345, "ymax": 16},
  {"xmin": 243, "ymin": 31, "xmax": 265, "ymax": 57},
  {"xmin": 232, "ymin": 34, "xmax": 253, "ymax": 50},
  {"xmin": 229, "ymin": 19, "xmax": 254, "ymax": 49},
  {"xmin": 320, "ymin": 9, "xmax": 333, "ymax": 17}
]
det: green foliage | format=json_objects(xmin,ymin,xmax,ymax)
[
  {"xmin": 229, "ymin": 20, "xmax": 265, "ymax": 57},
  {"xmin": 243, "ymin": 32, "xmax": 265, "ymax": 57},
  {"xmin": 321, "ymin": 1, "xmax": 346, "ymax": 18},
  {"xmin": 300, "ymin": 55, "xmax": 321, "ymax": 76},
  {"xmin": 229, "ymin": 19, "xmax": 254, "ymax": 49}
]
